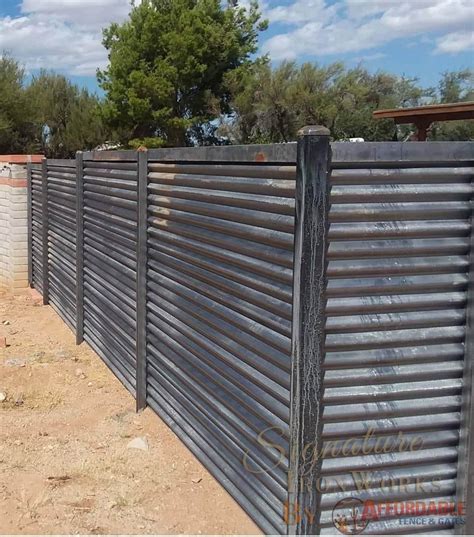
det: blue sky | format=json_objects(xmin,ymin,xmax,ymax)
[{"xmin": 0, "ymin": 0, "xmax": 473, "ymax": 95}]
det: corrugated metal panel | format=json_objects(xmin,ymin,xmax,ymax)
[
  {"xmin": 82, "ymin": 159, "xmax": 138, "ymax": 395},
  {"xmin": 319, "ymin": 162, "xmax": 474, "ymax": 534},
  {"xmin": 30, "ymin": 164, "xmax": 44, "ymax": 295},
  {"xmin": 26, "ymin": 143, "xmax": 473, "ymax": 536},
  {"xmin": 46, "ymin": 160, "xmax": 77, "ymax": 331},
  {"xmin": 146, "ymin": 161, "xmax": 295, "ymax": 534}
]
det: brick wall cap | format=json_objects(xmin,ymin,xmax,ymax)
[{"xmin": 0, "ymin": 155, "xmax": 44, "ymax": 164}]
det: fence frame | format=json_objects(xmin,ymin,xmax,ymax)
[
  {"xmin": 26, "ymin": 164, "xmax": 33, "ymax": 288},
  {"xmin": 456, "ymin": 176, "xmax": 474, "ymax": 534},
  {"xmin": 136, "ymin": 148, "xmax": 148, "ymax": 410},
  {"xmin": 26, "ymin": 139, "xmax": 474, "ymax": 535},
  {"xmin": 288, "ymin": 127, "xmax": 331, "ymax": 535},
  {"xmin": 41, "ymin": 158, "xmax": 49, "ymax": 305},
  {"xmin": 75, "ymin": 152, "xmax": 84, "ymax": 345}
]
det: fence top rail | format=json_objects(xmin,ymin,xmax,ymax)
[
  {"xmin": 82, "ymin": 150, "xmax": 137, "ymax": 162},
  {"xmin": 331, "ymin": 141, "xmax": 474, "ymax": 167},
  {"xmin": 79, "ymin": 140, "xmax": 474, "ymax": 166},
  {"xmin": 29, "ymin": 163, "xmax": 42, "ymax": 171},
  {"xmin": 46, "ymin": 159, "xmax": 76, "ymax": 168}
]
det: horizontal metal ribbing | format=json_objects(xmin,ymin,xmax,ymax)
[
  {"xmin": 326, "ymin": 326, "xmax": 465, "ymax": 351},
  {"xmin": 322, "ymin": 412, "xmax": 461, "ymax": 438},
  {"xmin": 146, "ymin": 299, "xmax": 289, "ymax": 414},
  {"xmin": 146, "ymin": 346, "xmax": 288, "ymax": 486},
  {"xmin": 83, "ymin": 320, "xmax": 136, "ymax": 373},
  {"xmin": 146, "ymin": 281, "xmax": 289, "ymax": 390},
  {"xmin": 147, "ymin": 319, "xmax": 289, "ymax": 435},
  {"xmin": 148, "ymin": 254, "xmax": 291, "ymax": 338},
  {"xmin": 325, "ymin": 360, "xmax": 463, "ymax": 387},
  {"xmin": 146, "ymin": 363, "xmax": 288, "ymax": 517},
  {"xmin": 84, "ymin": 206, "xmax": 137, "ymax": 233},
  {"xmin": 328, "ymin": 238, "xmax": 470, "ymax": 259},
  {"xmin": 148, "ymin": 194, "xmax": 293, "ymax": 232},
  {"xmin": 83, "ymin": 168, "xmax": 138, "ymax": 183},
  {"xmin": 148, "ymin": 162, "xmax": 296, "ymax": 180},
  {"xmin": 325, "ymin": 343, "xmax": 465, "ymax": 369},
  {"xmin": 149, "ymin": 208, "xmax": 293, "ymax": 250},
  {"xmin": 318, "ymin": 160, "xmax": 473, "ymax": 536},
  {"xmin": 84, "ymin": 234, "xmax": 136, "ymax": 267},
  {"xmin": 331, "ymin": 183, "xmax": 473, "ymax": 203},
  {"xmin": 329, "ymin": 220, "xmax": 471, "ymax": 240},
  {"xmin": 148, "ymin": 183, "xmax": 295, "ymax": 214},
  {"xmin": 328, "ymin": 256, "xmax": 470, "ymax": 278},
  {"xmin": 148, "ymin": 248, "xmax": 292, "ymax": 321},
  {"xmin": 324, "ymin": 395, "xmax": 462, "ymax": 422},
  {"xmin": 46, "ymin": 160, "xmax": 78, "ymax": 333},
  {"xmin": 83, "ymin": 328, "xmax": 136, "ymax": 395},
  {"xmin": 327, "ymin": 292, "xmax": 466, "ymax": 314},
  {"xmin": 320, "ymin": 515, "xmax": 455, "ymax": 534},
  {"xmin": 148, "ymin": 225, "xmax": 293, "ymax": 284},
  {"xmin": 330, "ymin": 167, "xmax": 474, "ymax": 184},
  {"xmin": 83, "ymin": 300, "xmax": 136, "ymax": 363},
  {"xmin": 146, "ymin": 383, "xmax": 285, "ymax": 535},
  {"xmin": 327, "ymin": 274, "xmax": 468, "ymax": 297},
  {"xmin": 329, "ymin": 202, "xmax": 471, "ymax": 222},
  {"xmin": 82, "ymin": 162, "xmax": 138, "ymax": 402},
  {"xmin": 84, "ymin": 196, "xmax": 137, "ymax": 221},
  {"xmin": 326, "ymin": 309, "xmax": 465, "ymax": 333},
  {"xmin": 146, "ymin": 159, "xmax": 293, "ymax": 536},
  {"xmin": 84, "ymin": 183, "xmax": 137, "ymax": 201},
  {"xmin": 148, "ymin": 239, "xmax": 291, "ymax": 303},
  {"xmin": 84, "ymin": 250, "xmax": 136, "ymax": 291}
]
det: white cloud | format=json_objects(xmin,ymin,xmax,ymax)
[
  {"xmin": 0, "ymin": 0, "xmax": 472, "ymax": 77},
  {"xmin": 0, "ymin": 0, "xmax": 131, "ymax": 76},
  {"xmin": 21, "ymin": 0, "xmax": 130, "ymax": 30},
  {"xmin": 263, "ymin": 0, "xmax": 474, "ymax": 59},
  {"xmin": 436, "ymin": 30, "xmax": 474, "ymax": 53}
]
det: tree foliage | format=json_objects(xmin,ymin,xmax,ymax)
[
  {"xmin": 0, "ymin": 55, "xmax": 105, "ymax": 157},
  {"xmin": 0, "ymin": 55, "xmax": 37, "ymax": 154},
  {"xmin": 98, "ymin": 0, "xmax": 267, "ymax": 148},
  {"xmin": 27, "ymin": 71, "xmax": 105, "ymax": 158},
  {"xmin": 430, "ymin": 69, "xmax": 474, "ymax": 141},
  {"xmin": 224, "ymin": 61, "xmax": 439, "ymax": 143}
]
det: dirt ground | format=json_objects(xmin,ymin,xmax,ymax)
[{"xmin": 0, "ymin": 292, "xmax": 261, "ymax": 535}]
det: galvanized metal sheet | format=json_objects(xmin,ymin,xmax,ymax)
[
  {"xmin": 27, "ymin": 143, "xmax": 473, "ymax": 536},
  {"xmin": 82, "ymin": 159, "xmax": 138, "ymax": 395},
  {"xmin": 146, "ymin": 160, "xmax": 295, "ymax": 534},
  {"xmin": 319, "ymin": 157, "xmax": 474, "ymax": 534},
  {"xmin": 46, "ymin": 161, "xmax": 77, "ymax": 331},
  {"xmin": 30, "ymin": 164, "xmax": 44, "ymax": 295}
]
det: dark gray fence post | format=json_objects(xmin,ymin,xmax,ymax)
[
  {"xmin": 75, "ymin": 152, "xmax": 84, "ymax": 345},
  {"xmin": 288, "ymin": 126, "xmax": 331, "ymax": 535},
  {"xmin": 136, "ymin": 149, "xmax": 148, "ymax": 411},
  {"xmin": 457, "ymin": 184, "xmax": 473, "ymax": 533},
  {"xmin": 27, "ymin": 163, "xmax": 33, "ymax": 288},
  {"xmin": 41, "ymin": 158, "xmax": 49, "ymax": 305}
]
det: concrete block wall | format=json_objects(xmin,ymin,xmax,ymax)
[{"xmin": 0, "ymin": 165, "xmax": 29, "ymax": 294}]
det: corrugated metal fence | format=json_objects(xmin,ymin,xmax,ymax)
[{"xmin": 27, "ymin": 134, "xmax": 473, "ymax": 535}]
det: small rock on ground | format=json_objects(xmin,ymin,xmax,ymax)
[{"xmin": 127, "ymin": 437, "xmax": 149, "ymax": 451}]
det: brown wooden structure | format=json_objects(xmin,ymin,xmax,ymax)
[{"xmin": 373, "ymin": 101, "xmax": 474, "ymax": 141}]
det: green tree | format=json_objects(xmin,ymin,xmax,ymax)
[
  {"xmin": 98, "ymin": 0, "xmax": 267, "ymax": 148},
  {"xmin": 27, "ymin": 71, "xmax": 106, "ymax": 158},
  {"xmin": 429, "ymin": 69, "xmax": 474, "ymax": 141},
  {"xmin": 226, "ymin": 61, "xmax": 430, "ymax": 143},
  {"xmin": 0, "ymin": 54, "xmax": 38, "ymax": 153}
]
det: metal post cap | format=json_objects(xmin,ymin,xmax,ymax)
[{"xmin": 297, "ymin": 125, "xmax": 330, "ymax": 137}]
